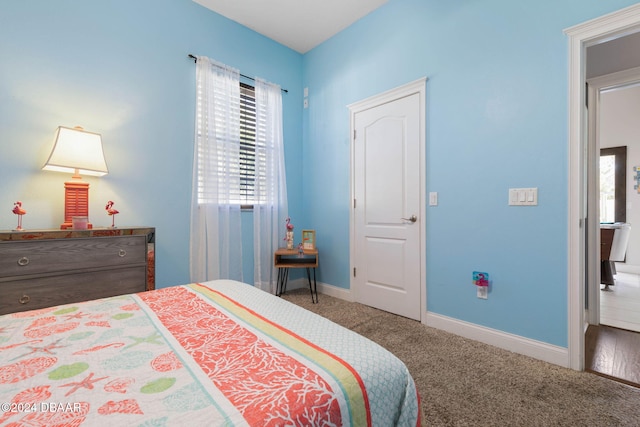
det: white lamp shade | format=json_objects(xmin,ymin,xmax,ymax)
[{"xmin": 43, "ymin": 126, "xmax": 108, "ymax": 177}]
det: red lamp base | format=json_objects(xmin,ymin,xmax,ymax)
[{"xmin": 61, "ymin": 180, "xmax": 93, "ymax": 229}]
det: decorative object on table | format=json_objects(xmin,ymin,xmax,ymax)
[
  {"xmin": 302, "ymin": 229, "xmax": 316, "ymax": 250},
  {"xmin": 105, "ymin": 200, "xmax": 119, "ymax": 228},
  {"xmin": 297, "ymin": 242, "xmax": 304, "ymax": 255},
  {"xmin": 12, "ymin": 201, "xmax": 26, "ymax": 231},
  {"xmin": 71, "ymin": 216, "xmax": 89, "ymax": 230},
  {"xmin": 284, "ymin": 217, "xmax": 294, "ymax": 249},
  {"xmin": 42, "ymin": 125, "xmax": 108, "ymax": 229}
]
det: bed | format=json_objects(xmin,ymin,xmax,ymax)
[{"xmin": 0, "ymin": 280, "xmax": 420, "ymax": 426}]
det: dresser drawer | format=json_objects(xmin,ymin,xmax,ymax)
[
  {"xmin": 0, "ymin": 236, "xmax": 146, "ymax": 278},
  {"xmin": 0, "ymin": 266, "xmax": 147, "ymax": 315}
]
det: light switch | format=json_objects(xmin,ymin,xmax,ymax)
[
  {"xmin": 509, "ymin": 188, "xmax": 538, "ymax": 206},
  {"xmin": 429, "ymin": 192, "xmax": 438, "ymax": 206},
  {"xmin": 509, "ymin": 189, "xmax": 518, "ymax": 204}
]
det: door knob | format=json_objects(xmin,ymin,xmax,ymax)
[{"xmin": 401, "ymin": 215, "xmax": 417, "ymax": 223}]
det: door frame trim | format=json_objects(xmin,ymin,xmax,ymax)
[
  {"xmin": 565, "ymin": 3, "xmax": 640, "ymax": 371},
  {"xmin": 348, "ymin": 77, "xmax": 427, "ymax": 322}
]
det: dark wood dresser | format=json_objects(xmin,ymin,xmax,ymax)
[{"xmin": 0, "ymin": 227, "xmax": 154, "ymax": 315}]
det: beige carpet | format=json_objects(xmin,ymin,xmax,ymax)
[{"xmin": 281, "ymin": 289, "xmax": 640, "ymax": 426}]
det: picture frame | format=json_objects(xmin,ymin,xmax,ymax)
[{"xmin": 302, "ymin": 229, "xmax": 316, "ymax": 250}]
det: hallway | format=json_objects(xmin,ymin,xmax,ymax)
[{"xmin": 585, "ymin": 272, "xmax": 640, "ymax": 387}]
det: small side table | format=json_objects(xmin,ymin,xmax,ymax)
[{"xmin": 274, "ymin": 248, "xmax": 318, "ymax": 303}]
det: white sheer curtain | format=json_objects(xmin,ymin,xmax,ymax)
[
  {"xmin": 190, "ymin": 56, "xmax": 243, "ymax": 282},
  {"xmin": 253, "ymin": 78, "xmax": 288, "ymax": 293}
]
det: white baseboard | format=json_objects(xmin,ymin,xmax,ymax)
[
  {"xmin": 288, "ymin": 279, "xmax": 567, "ymax": 368},
  {"xmin": 283, "ymin": 278, "xmax": 306, "ymax": 291},
  {"xmin": 286, "ymin": 279, "xmax": 354, "ymax": 302},
  {"xmin": 614, "ymin": 263, "xmax": 640, "ymax": 275},
  {"xmin": 318, "ymin": 282, "xmax": 354, "ymax": 301},
  {"xmin": 425, "ymin": 312, "xmax": 569, "ymax": 368}
]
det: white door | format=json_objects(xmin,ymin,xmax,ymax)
[{"xmin": 350, "ymin": 80, "xmax": 425, "ymax": 321}]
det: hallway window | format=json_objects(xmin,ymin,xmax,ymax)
[{"xmin": 600, "ymin": 146, "xmax": 626, "ymax": 223}]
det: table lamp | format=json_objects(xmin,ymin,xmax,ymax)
[{"xmin": 42, "ymin": 126, "xmax": 108, "ymax": 229}]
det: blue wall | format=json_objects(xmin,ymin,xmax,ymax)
[
  {"xmin": 2, "ymin": 0, "xmax": 640, "ymax": 350},
  {"xmin": 301, "ymin": 0, "xmax": 639, "ymax": 347},
  {"xmin": 0, "ymin": 0, "xmax": 303, "ymax": 288}
]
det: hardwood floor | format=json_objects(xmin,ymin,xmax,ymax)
[
  {"xmin": 585, "ymin": 324, "xmax": 640, "ymax": 387},
  {"xmin": 600, "ymin": 272, "xmax": 640, "ymax": 332},
  {"xmin": 585, "ymin": 271, "xmax": 640, "ymax": 387}
]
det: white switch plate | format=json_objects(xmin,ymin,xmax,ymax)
[
  {"xmin": 508, "ymin": 188, "xmax": 537, "ymax": 206},
  {"xmin": 429, "ymin": 192, "xmax": 438, "ymax": 206}
]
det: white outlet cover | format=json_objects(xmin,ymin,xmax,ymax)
[{"xmin": 477, "ymin": 286, "xmax": 488, "ymax": 299}]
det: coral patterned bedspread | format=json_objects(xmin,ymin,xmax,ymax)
[{"xmin": 0, "ymin": 280, "xmax": 420, "ymax": 426}]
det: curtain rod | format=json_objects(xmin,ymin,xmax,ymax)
[{"xmin": 188, "ymin": 54, "xmax": 288, "ymax": 93}]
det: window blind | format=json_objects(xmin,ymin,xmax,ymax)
[
  {"xmin": 239, "ymin": 83, "xmax": 257, "ymax": 205},
  {"xmin": 196, "ymin": 81, "xmax": 261, "ymax": 206}
]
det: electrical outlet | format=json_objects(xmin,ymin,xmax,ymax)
[
  {"xmin": 477, "ymin": 286, "xmax": 488, "ymax": 299},
  {"xmin": 473, "ymin": 271, "xmax": 489, "ymax": 299}
]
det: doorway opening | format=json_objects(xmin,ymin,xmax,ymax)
[{"xmin": 566, "ymin": 3, "xmax": 640, "ymax": 371}]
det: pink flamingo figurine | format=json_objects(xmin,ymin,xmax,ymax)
[
  {"xmin": 12, "ymin": 201, "xmax": 26, "ymax": 230},
  {"xmin": 105, "ymin": 200, "xmax": 119, "ymax": 228},
  {"xmin": 284, "ymin": 217, "xmax": 294, "ymax": 249}
]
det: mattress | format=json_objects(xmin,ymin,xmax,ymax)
[{"xmin": 0, "ymin": 279, "xmax": 420, "ymax": 426}]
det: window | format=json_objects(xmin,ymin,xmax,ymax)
[
  {"xmin": 239, "ymin": 82, "xmax": 275, "ymax": 208},
  {"xmin": 600, "ymin": 146, "xmax": 626, "ymax": 223},
  {"xmin": 191, "ymin": 56, "xmax": 287, "ymax": 284},
  {"xmin": 195, "ymin": 81, "xmax": 261, "ymax": 208},
  {"xmin": 239, "ymin": 83, "xmax": 257, "ymax": 207}
]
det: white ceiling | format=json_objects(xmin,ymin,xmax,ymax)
[{"xmin": 193, "ymin": 0, "xmax": 389, "ymax": 54}]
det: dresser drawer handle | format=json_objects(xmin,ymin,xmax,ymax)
[
  {"xmin": 17, "ymin": 256, "xmax": 30, "ymax": 266},
  {"xmin": 19, "ymin": 294, "xmax": 30, "ymax": 304},
  {"xmin": 118, "ymin": 249, "xmax": 127, "ymax": 257}
]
